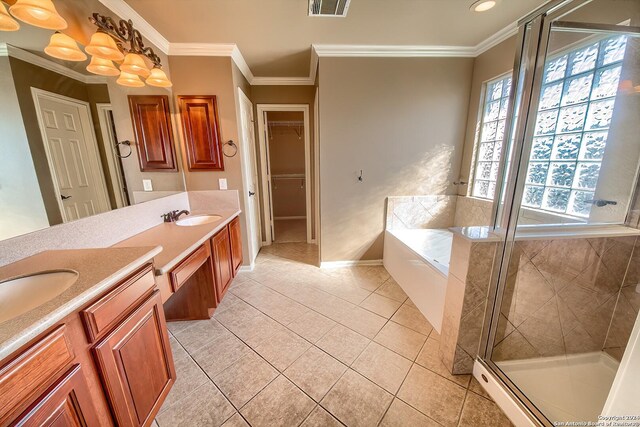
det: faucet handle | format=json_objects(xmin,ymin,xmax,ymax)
[{"xmin": 161, "ymin": 213, "xmax": 173, "ymax": 222}]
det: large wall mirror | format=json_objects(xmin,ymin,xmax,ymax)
[{"xmin": 0, "ymin": 0, "xmax": 186, "ymax": 241}]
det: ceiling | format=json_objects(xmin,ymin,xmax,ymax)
[{"xmin": 123, "ymin": 0, "xmax": 551, "ymax": 77}]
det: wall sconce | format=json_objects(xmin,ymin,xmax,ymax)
[
  {"xmin": 86, "ymin": 56, "xmax": 120, "ymax": 76},
  {"xmin": 117, "ymin": 71, "xmax": 145, "ymax": 88},
  {"xmin": 85, "ymin": 31, "xmax": 124, "ymax": 61},
  {"xmin": 0, "ymin": 3, "xmax": 20, "ymax": 31},
  {"xmin": 146, "ymin": 67, "xmax": 172, "ymax": 87},
  {"xmin": 9, "ymin": 0, "xmax": 67, "ymax": 30},
  {"xmin": 44, "ymin": 32, "xmax": 87, "ymax": 61},
  {"xmin": 120, "ymin": 53, "xmax": 151, "ymax": 77}
]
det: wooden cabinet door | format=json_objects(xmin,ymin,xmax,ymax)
[
  {"xmin": 178, "ymin": 96, "xmax": 224, "ymax": 171},
  {"xmin": 93, "ymin": 291, "xmax": 175, "ymax": 427},
  {"xmin": 211, "ymin": 227, "xmax": 233, "ymax": 302},
  {"xmin": 228, "ymin": 216, "xmax": 243, "ymax": 276},
  {"xmin": 12, "ymin": 364, "xmax": 99, "ymax": 427},
  {"xmin": 128, "ymin": 95, "xmax": 178, "ymax": 172}
]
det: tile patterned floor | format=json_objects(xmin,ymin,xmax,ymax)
[
  {"xmin": 155, "ymin": 243, "xmax": 513, "ymax": 427},
  {"xmin": 273, "ymin": 219, "xmax": 307, "ymax": 243}
]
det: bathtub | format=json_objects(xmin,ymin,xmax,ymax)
[{"xmin": 383, "ymin": 228, "xmax": 453, "ymax": 333}]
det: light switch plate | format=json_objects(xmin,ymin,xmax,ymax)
[
  {"xmin": 219, "ymin": 178, "xmax": 228, "ymax": 190},
  {"xmin": 143, "ymin": 179, "xmax": 153, "ymax": 192}
]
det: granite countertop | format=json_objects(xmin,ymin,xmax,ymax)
[
  {"xmin": 113, "ymin": 209, "xmax": 241, "ymax": 275},
  {"xmin": 0, "ymin": 246, "xmax": 162, "ymax": 360}
]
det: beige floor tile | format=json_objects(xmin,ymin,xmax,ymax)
[
  {"xmin": 191, "ymin": 332, "xmax": 253, "ymax": 378},
  {"xmin": 156, "ymin": 381, "xmax": 235, "ymax": 427},
  {"xmin": 325, "ymin": 266, "xmax": 391, "ymax": 291},
  {"xmin": 375, "ymin": 278, "xmax": 408, "ymax": 302},
  {"xmin": 352, "ymin": 342, "xmax": 412, "ymax": 394},
  {"xmin": 161, "ymin": 339, "xmax": 210, "ymax": 411},
  {"xmin": 219, "ymin": 311, "xmax": 287, "ymax": 348},
  {"xmin": 374, "ymin": 321, "xmax": 427, "ymax": 360},
  {"xmin": 397, "ymin": 364, "xmax": 466, "ymax": 427},
  {"xmin": 300, "ymin": 406, "xmax": 342, "ymax": 427},
  {"xmin": 287, "ymin": 310, "xmax": 337, "ymax": 343},
  {"xmin": 241, "ymin": 375, "xmax": 315, "ymax": 427},
  {"xmin": 359, "ymin": 293, "xmax": 403, "ymax": 318},
  {"xmin": 403, "ymin": 298, "xmax": 418, "ymax": 310},
  {"xmin": 321, "ymin": 369, "xmax": 393, "ymax": 427},
  {"xmin": 415, "ymin": 337, "xmax": 471, "ymax": 387},
  {"xmin": 308, "ymin": 275, "xmax": 373, "ymax": 305},
  {"xmin": 284, "ymin": 346, "xmax": 347, "ymax": 402},
  {"xmin": 221, "ymin": 413, "xmax": 249, "ymax": 427},
  {"xmin": 459, "ymin": 392, "xmax": 513, "ymax": 427},
  {"xmin": 253, "ymin": 327, "xmax": 311, "ymax": 371},
  {"xmin": 337, "ymin": 306, "xmax": 388, "ymax": 339},
  {"xmin": 173, "ymin": 318, "xmax": 232, "ymax": 353},
  {"xmin": 380, "ymin": 398, "xmax": 440, "ymax": 427},
  {"xmin": 468, "ymin": 377, "xmax": 492, "ymax": 400},
  {"xmin": 316, "ymin": 324, "xmax": 370, "ymax": 365},
  {"xmin": 213, "ymin": 351, "xmax": 279, "ymax": 408},
  {"xmin": 391, "ymin": 305, "xmax": 434, "ymax": 335}
]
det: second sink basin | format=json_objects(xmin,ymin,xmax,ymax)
[
  {"xmin": 176, "ymin": 214, "xmax": 222, "ymax": 226},
  {"xmin": 0, "ymin": 270, "xmax": 79, "ymax": 323}
]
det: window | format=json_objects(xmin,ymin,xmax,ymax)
[
  {"xmin": 472, "ymin": 35, "xmax": 627, "ymax": 219},
  {"xmin": 472, "ymin": 75, "xmax": 512, "ymax": 201}
]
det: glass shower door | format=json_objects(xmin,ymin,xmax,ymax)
[{"xmin": 483, "ymin": 0, "xmax": 640, "ymax": 425}]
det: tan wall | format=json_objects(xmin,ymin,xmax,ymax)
[
  {"xmin": 169, "ymin": 56, "xmax": 253, "ymax": 265},
  {"xmin": 459, "ymin": 36, "xmax": 517, "ymax": 197},
  {"xmin": 318, "ymin": 56, "xmax": 474, "ymax": 262},
  {"xmin": 250, "ymin": 85, "xmax": 317, "ymax": 241}
]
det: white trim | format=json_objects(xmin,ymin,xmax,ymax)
[
  {"xmin": 252, "ymin": 77, "xmax": 315, "ymax": 86},
  {"xmin": 98, "ymin": 0, "xmax": 170, "ymax": 54},
  {"xmin": 274, "ymin": 216, "xmax": 306, "ymax": 220},
  {"xmin": 313, "ymin": 87, "xmax": 320, "ymax": 246},
  {"xmin": 320, "ymin": 260, "xmax": 383, "ymax": 269},
  {"xmin": 31, "ymin": 88, "xmax": 112, "ymax": 221},
  {"xmin": 96, "ymin": 103, "xmax": 127, "ymax": 208},
  {"xmin": 312, "ymin": 44, "xmax": 477, "ymax": 58},
  {"xmin": 0, "ymin": 44, "xmax": 107, "ymax": 85},
  {"xmin": 257, "ymin": 104, "xmax": 313, "ymax": 245},
  {"xmin": 169, "ymin": 43, "xmax": 236, "ymax": 56},
  {"xmin": 474, "ymin": 22, "xmax": 519, "ymax": 56},
  {"xmin": 238, "ymin": 263, "xmax": 255, "ymax": 273}
]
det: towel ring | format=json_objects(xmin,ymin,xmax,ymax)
[
  {"xmin": 116, "ymin": 140, "xmax": 132, "ymax": 159},
  {"xmin": 223, "ymin": 140, "xmax": 238, "ymax": 158}
]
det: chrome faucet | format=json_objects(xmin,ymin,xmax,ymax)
[{"xmin": 161, "ymin": 210, "xmax": 190, "ymax": 222}]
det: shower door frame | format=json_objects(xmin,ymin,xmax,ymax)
[{"xmin": 478, "ymin": 0, "xmax": 640, "ymax": 425}]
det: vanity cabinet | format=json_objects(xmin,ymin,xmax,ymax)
[
  {"xmin": 0, "ymin": 263, "xmax": 174, "ymax": 427},
  {"xmin": 211, "ymin": 226, "xmax": 234, "ymax": 302},
  {"xmin": 228, "ymin": 216, "xmax": 243, "ymax": 276},
  {"xmin": 128, "ymin": 95, "xmax": 178, "ymax": 172},
  {"xmin": 178, "ymin": 95, "xmax": 224, "ymax": 171}
]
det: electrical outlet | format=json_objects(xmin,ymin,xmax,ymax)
[
  {"xmin": 143, "ymin": 179, "xmax": 153, "ymax": 191},
  {"xmin": 219, "ymin": 178, "xmax": 228, "ymax": 190}
]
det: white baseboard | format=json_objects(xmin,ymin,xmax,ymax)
[
  {"xmin": 320, "ymin": 259, "xmax": 383, "ymax": 269},
  {"xmin": 274, "ymin": 216, "xmax": 306, "ymax": 220},
  {"xmin": 238, "ymin": 263, "xmax": 255, "ymax": 272}
]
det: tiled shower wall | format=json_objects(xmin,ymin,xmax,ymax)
[{"xmin": 493, "ymin": 235, "xmax": 640, "ymax": 362}]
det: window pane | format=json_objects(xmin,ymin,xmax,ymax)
[
  {"xmin": 526, "ymin": 162, "xmax": 549, "ymax": 185},
  {"xmin": 540, "ymin": 83, "xmax": 563, "ymax": 110},
  {"xmin": 481, "ymin": 121, "xmax": 498, "ymax": 142},
  {"xmin": 476, "ymin": 162, "xmax": 493, "ymax": 180},
  {"xmin": 551, "ymin": 134, "xmax": 581, "ymax": 160},
  {"xmin": 531, "ymin": 137, "xmax": 554, "ymax": 160},
  {"xmin": 561, "ymin": 74, "xmax": 593, "ymax": 106},
  {"xmin": 485, "ymin": 100, "xmax": 501, "ymax": 122},
  {"xmin": 535, "ymin": 110, "xmax": 559, "ymax": 135},
  {"xmin": 557, "ymin": 104, "xmax": 587, "ymax": 133},
  {"xmin": 601, "ymin": 36, "xmax": 627, "ymax": 66},
  {"xmin": 489, "ymin": 81, "xmax": 504, "ymax": 101},
  {"xmin": 591, "ymin": 66, "xmax": 621, "ymax": 100},
  {"xmin": 544, "ymin": 55, "xmax": 567, "ymax": 83},
  {"xmin": 585, "ymin": 99, "xmax": 615, "ymax": 130},
  {"xmin": 574, "ymin": 162, "xmax": 601, "ymax": 190},
  {"xmin": 579, "ymin": 131, "xmax": 608, "ymax": 160},
  {"xmin": 568, "ymin": 190, "xmax": 594, "ymax": 217},
  {"xmin": 568, "ymin": 43, "xmax": 598, "ymax": 75},
  {"xmin": 547, "ymin": 162, "xmax": 576, "ymax": 188},
  {"xmin": 542, "ymin": 188, "xmax": 571, "ymax": 212},
  {"xmin": 478, "ymin": 143, "xmax": 495, "ymax": 161},
  {"xmin": 523, "ymin": 186, "xmax": 545, "ymax": 208}
]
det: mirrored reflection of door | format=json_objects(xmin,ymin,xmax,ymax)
[{"xmin": 485, "ymin": 1, "xmax": 640, "ymax": 425}]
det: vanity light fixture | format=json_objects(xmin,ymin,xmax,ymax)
[
  {"xmin": 120, "ymin": 53, "xmax": 151, "ymax": 77},
  {"xmin": 470, "ymin": 0, "xmax": 497, "ymax": 12},
  {"xmin": 0, "ymin": 3, "xmax": 20, "ymax": 31},
  {"xmin": 9, "ymin": 0, "xmax": 67, "ymax": 30},
  {"xmin": 117, "ymin": 71, "xmax": 145, "ymax": 87},
  {"xmin": 86, "ymin": 56, "xmax": 120, "ymax": 76},
  {"xmin": 44, "ymin": 32, "xmax": 87, "ymax": 61},
  {"xmin": 146, "ymin": 66, "xmax": 172, "ymax": 87},
  {"xmin": 87, "ymin": 12, "xmax": 171, "ymax": 87},
  {"xmin": 85, "ymin": 31, "xmax": 124, "ymax": 61}
]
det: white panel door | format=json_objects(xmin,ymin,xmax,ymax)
[
  {"xmin": 35, "ymin": 92, "xmax": 110, "ymax": 221},
  {"xmin": 238, "ymin": 89, "xmax": 262, "ymax": 263}
]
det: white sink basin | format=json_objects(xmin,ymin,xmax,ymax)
[
  {"xmin": 176, "ymin": 214, "xmax": 222, "ymax": 226},
  {"xmin": 0, "ymin": 270, "xmax": 78, "ymax": 323}
]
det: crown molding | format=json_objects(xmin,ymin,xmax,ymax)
[
  {"xmin": 168, "ymin": 43, "xmax": 236, "ymax": 56},
  {"xmin": 473, "ymin": 22, "xmax": 518, "ymax": 56},
  {"xmin": 0, "ymin": 43, "xmax": 107, "ymax": 85},
  {"xmin": 252, "ymin": 77, "xmax": 315, "ymax": 86},
  {"xmin": 231, "ymin": 45, "xmax": 255, "ymax": 83},
  {"xmin": 312, "ymin": 44, "xmax": 477, "ymax": 58},
  {"xmin": 98, "ymin": 0, "xmax": 170, "ymax": 54}
]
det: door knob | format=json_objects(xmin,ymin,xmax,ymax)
[
  {"xmin": 249, "ymin": 191, "xmax": 256, "ymax": 197},
  {"xmin": 61, "ymin": 195, "xmax": 72, "ymax": 200}
]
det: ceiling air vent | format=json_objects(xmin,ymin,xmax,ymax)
[{"xmin": 309, "ymin": 0, "xmax": 351, "ymax": 17}]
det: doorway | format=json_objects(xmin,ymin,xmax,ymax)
[
  {"xmin": 257, "ymin": 105, "xmax": 312, "ymax": 245},
  {"xmin": 96, "ymin": 103, "xmax": 130, "ymax": 208},
  {"xmin": 31, "ymin": 88, "xmax": 111, "ymax": 222}
]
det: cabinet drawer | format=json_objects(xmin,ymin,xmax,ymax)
[
  {"xmin": 82, "ymin": 265, "xmax": 156, "ymax": 343},
  {"xmin": 169, "ymin": 244, "xmax": 210, "ymax": 292},
  {"xmin": 0, "ymin": 326, "xmax": 74, "ymax": 425}
]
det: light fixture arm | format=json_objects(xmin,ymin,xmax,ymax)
[{"xmin": 89, "ymin": 13, "xmax": 162, "ymax": 67}]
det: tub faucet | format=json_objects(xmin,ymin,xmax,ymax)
[{"xmin": 161, "ymin": 210, "xmax": 191, "ymax": 222}]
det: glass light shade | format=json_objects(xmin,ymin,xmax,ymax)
[
  {"xmin": 146, "ymin": 67, "xmax": 172, "ymax": 88},
  {"xmin": 9, "ymin": 0, "xmax": 67, "ymax": 30},
  {"xmin": 86, "ymin": 56, "xmax": 120, "ymax": 76},
  {"xmin": 85, "ymin": 31, "xmax": 124, "ymax": 61},
  {"xmin": 120, "ymin": 53, "xmax": 150, "ymax": 77},
  {"xmin": 0, "ymin": 3, "xmax": 20, "ymax": 31},
  {"xmin": 117, "ymin": 71, "xmax": 145, "ymax": 88},
  {"xmin": 44, "ymin": 32, "xmax": 87, "ymax": 61}
]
